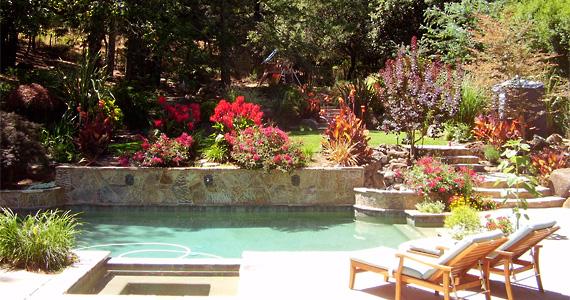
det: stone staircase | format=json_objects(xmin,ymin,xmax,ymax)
[{"xmin": 413, "ymin": 145, "xmax": 566, "ymax": 209}]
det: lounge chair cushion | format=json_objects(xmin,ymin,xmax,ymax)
[
  {"xmin": 410, "ymin": 230, "xmax": 504, "ymax": 280},
  {"xmin": 487, "ymin": 220, "xmax": 556, "ymax": 259},
  {"xmin": 350, "ymin": 247, "xmax": 439, "ymax": 279}
]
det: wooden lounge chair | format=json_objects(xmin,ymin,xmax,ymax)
[
  {"xmin": 404, "ymin": 220, "xmax": 559, "ymax": 300},
  {"xmin": 349, "ymin": 230, "xmax": 507, "ymax": 300},
  {"xmin": 485, "ymin": 221, "xmax": 559, "ymax": 300}
]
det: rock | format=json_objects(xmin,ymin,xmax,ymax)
[
  {"xmin": 550, "ymin": 168, "xmax": 570, "ymax": 198},
  {"xmin": 564, "ymin": 197, "xmax": 570, "ymax": 209},
  {"xmin": 530, "ymin": 134, "xmax": 548, "ymax": 150},
  {"xmin": 546, "ymin": 133, "xmax": 563, "ymax": 145},
  {"xmin": 390, "ymin": 162, "xmax": 408, "ymax": 169},
  {"xmin": 379, "ymin": 154, "xmax": 388, "ymax": 164},
  {"xmin": 299, "ymin": 118, "xmax": 319, "ymax": 131}
]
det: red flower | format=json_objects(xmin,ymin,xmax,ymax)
[
  {"xmin": 438, "ymin": 187, "xmax": 447, "ymax": 193},
  {"xmin": 158, "ymin": 96, "xmax": 167, "ymax": 105},
  {"xmin": 153, "ymin": 119, "xmax": 164, "ymax": 128}
]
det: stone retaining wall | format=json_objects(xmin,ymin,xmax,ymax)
[
  {"xmin": 55, "ymin": 166, "xmax": 364, "ymax": 206},
  {"xmin": 0, "ymin": 187, "xmax": 64, "ymax": 209}
]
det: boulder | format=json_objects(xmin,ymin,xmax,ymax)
[
  {"xmin": 550, "ymin": 168, "xmax": 570, "ymax": 198},
  {"xmin": 546, "ymin": 133, "xmax": 563, "ymax": 145}
]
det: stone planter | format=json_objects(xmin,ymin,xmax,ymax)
[
  {"xmin": 354, "ymin": 188, "xmax": 422, "ymax": 210},
  {"xmin": 405, "ymin": 210, "xmax": 449, "ymax": 228},
  {"xmin": 0, "ymin": 186, "xmax": 64, "ymax": 209}
]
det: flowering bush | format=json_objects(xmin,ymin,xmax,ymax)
[
  {"xmin": 123, "ymin": 133, "xmax": 194, "ymax": 167},
  {"xmin": 530, "ymin": 146, "xmax": 569, "ymax": 180},
  {"xmin": 405, "ymin": 156, "xmax": 481, "ymax": 210},
  {"xmin": 153, "ymin": 96, "xmax": 200, "ymax": 137},
  {"xmin": 231, "ymin": 126, "xmax": 306, "ymax": 172},
  {"xmin": 485, "ymin": 215, "xmax": 514, "ymax": 235},
  {"xmin": 210, "ymin": 95, "xmax": 263, "ymax": 136}
]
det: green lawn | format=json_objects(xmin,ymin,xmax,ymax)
[{"xmin": 289, "ymin": 130, "xmax": 448, "ymax": 154}]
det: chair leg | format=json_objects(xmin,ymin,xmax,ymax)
[
  {"xmin": 484, "ymin": 260, "xmax": 492, "ymax": 300},
  {"xmin": 395, "ymin": 277, "xmax": 402, "ymax": 300},
  {"xmin": 532, "ymin": 247, "xmax": 544, "ymax": 292},
  {"xmin": 349, "ymin": 262, "xmax": 356, "ymax": 289},
  {"xmin": 443, "ymin": 272, "xmax": 451, "ymax": 300},
  {"xmin": 503, "ymin": 260, "xmax": 514, "ymax": 300}
]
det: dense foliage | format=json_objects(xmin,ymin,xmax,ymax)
[{"xmin": 124, "ymin": 133, "xmax": 194, "ymax": 167}]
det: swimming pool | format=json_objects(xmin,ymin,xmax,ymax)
[{"xmin": 74, "ymin": 207, "xmax": 419, "ymax": 258}]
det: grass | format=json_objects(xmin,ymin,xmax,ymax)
[{"xmin": 289, "ymin": 130, "xmax": 448, "ymax": 154}]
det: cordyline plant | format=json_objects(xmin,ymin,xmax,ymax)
[{"xmin": 376, "ymin": 37, "xmax": 463, "ymax": 159}]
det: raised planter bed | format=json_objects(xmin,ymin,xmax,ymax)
[
  {"xmin": 55, "ymin": 166, "xmax": 364, "ymax": 206},
  {"xmin": 0, "ymin": 186, "xmax": 64, "ymax": 209}
]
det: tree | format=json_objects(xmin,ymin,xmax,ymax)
[{"xmin": 376, "ymin": 37, "xmax": 463, "ymax": 159}]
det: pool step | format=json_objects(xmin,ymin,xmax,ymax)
[
  {"xmin": 492, "ymin": 196, "xmax": 566, "ymax": 208},
  {"xmin": 107, "ymin": 270, "xmax": 240, "ymax": 277}
]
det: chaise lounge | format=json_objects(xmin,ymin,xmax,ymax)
[{"xmin": 349, "ymin": 230, "xmax": 507, "ymax": 300}]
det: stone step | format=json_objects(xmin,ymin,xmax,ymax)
[
  {"xmin": 474, "ymin": 186, "xmax": 553, "ymax": 199},
  {"xmin": 453, "ymin": 163, "xmax": 486, "ymax": 172},
  {"xmin": 442, "ymin": 155, "xmax": 480, "ymax": 165},
  {"xmin": 411, "ymin": 145, "xmax": 474, "ymax": 157},
  {"xmin": 477, "ymin": 173, "xmax": 530, "ymax": 188},
  {"xmin": 492, "ymin": 196, "xmax": 566, "ymax": 208}
]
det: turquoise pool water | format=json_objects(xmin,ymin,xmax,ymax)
[{"xmin": 74, "ymin": 207, "xmax": 416, "ymax": 258}]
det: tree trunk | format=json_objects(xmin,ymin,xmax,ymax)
[
  {"xmin": 125, "ymin": 34, "xmax": 145, "ymax": 81},
  {"xmin": 219, "ymin": 1, "xmax": 231, "ymax": 88},
  {"xmin": 0, "ymin": 19, "xmax": 18, "ymax": 71},
  {"xmin": 347, "ymin": 48, "xmax": 356, "ymax": 80},
  {"xmin": 254, "ymin": 0, "xmax": 262, "ymax": 21},
  {"xmin": 106, "ymin": 17, "xmax": 117, "ymax": 77},
  {"xmin": 87, "ymin": 14, "xmax": 106, "ymax": 64}
]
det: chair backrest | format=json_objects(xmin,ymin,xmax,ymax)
[
  {"xmin": 488, "ymin": 220, "xmax": 559, "ymax": 261},
  {"xmin": 425, "ymin": 230, "xmax": 507, "ymax": 281}
]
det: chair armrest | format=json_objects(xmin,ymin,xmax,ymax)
[{"xmin": 395, "ymin": 252, "xmax": 452, "ymax": 272}]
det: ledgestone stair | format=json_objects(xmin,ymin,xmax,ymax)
[{"xmin": 475, "ymin": 173, "xmax": 565, "ymax": 208}]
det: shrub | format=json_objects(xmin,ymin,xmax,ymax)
[
  {"xmin": 415, "ymin": 201, "xmax": 446, "ymax": 214},
  {"xmin": 125, "ymin": 133, "xmax": 194, "ymax": 167},
  {"xmin": 231, "ymin": 126, "xmax": 306, "ymax": 172},
  {"xmin": 336, "ymin": 79, "xmax": 382, "ymax": 127},
  {"xmin": 375, "ymin": 36, "xmax": 463, "ymax": 158},
  {"xmin": 472, "ymin": 115, "xmax": 523, "ymax": 148},
  {"xmin": 483, "ymin": 144, "xmax": 501, "ymax": 164},
  {"xmin": 273, "ymin": 85, "xmax": 321, "ymax": 123},
  {"xmin": 444, "ymin": 205, "xmax": 482, "ymax": 240},
  {"xmin": 484, "ymin": 214, "xmax": 514, "ymax": 235},
  {"xmin": 0, "ymin": 111, "xmax": 50, "ymax": 188},
  {"xmin": 5, "ymin": 83, "xmax": 62, "ymax": 123},
  {"xmin": 207, "ymin": 95, "xmax": 263, "ymax": 163},
  {"xmin": 0, "ymin": 208, "xmax": 80, "ymax": 272},
  {"xmin": 76, "ymin": 104, "xmax": 113, "ymax": 162},
  {"xmin": 321, "ymin": 103, "xmax": 373, "ymax": 166},
  {"xmin": 210, "ymin": 95, "xmax": 263, "ymax": 134},
  {"xmin": 456, "ymin": 79, "xmax": 489, "ymax": 125},
  {"xmin": 444, "ymin": 122, "xmax": 472, "ymax": 143},
  {"xmin": 530, "ymin": 146, "xmax": 570, "ymax": 179},
  {"xmin": 404, "ymin": 156, "xmax": 480, "ymax": 209},
  {"xmin": 112, "ymin": 82, "xmax": 155, "ymax": 130},
  {"xmin": 153, "ymin": 96, "xmax": 201, "ymax": 138},
  {"xmin": 41, "ymin": 119, "xmax": 78, "ymax": 163}
]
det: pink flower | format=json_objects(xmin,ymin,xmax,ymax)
[
  {"xmin": 151, "ymin": 157, "xmax": 163, "ymax": 165},
  {"xmin": 141, "ymin": 139, "xmax": 150, "ymax": 150},
  {"xmin": 438, "ymin": 187, "xmax": 446, "ymax": 193},
  {"xmin": 253, "ymin": 154, "xmax": 260, "ymax": 161},
  {"xmin": 118, "ymin": 156, "xmax": 130, "ymax": 166}
]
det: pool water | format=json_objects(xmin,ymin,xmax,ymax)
[{"xmin": 74, "ymin": 207, "xmax": 417, "ymax": 259}]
